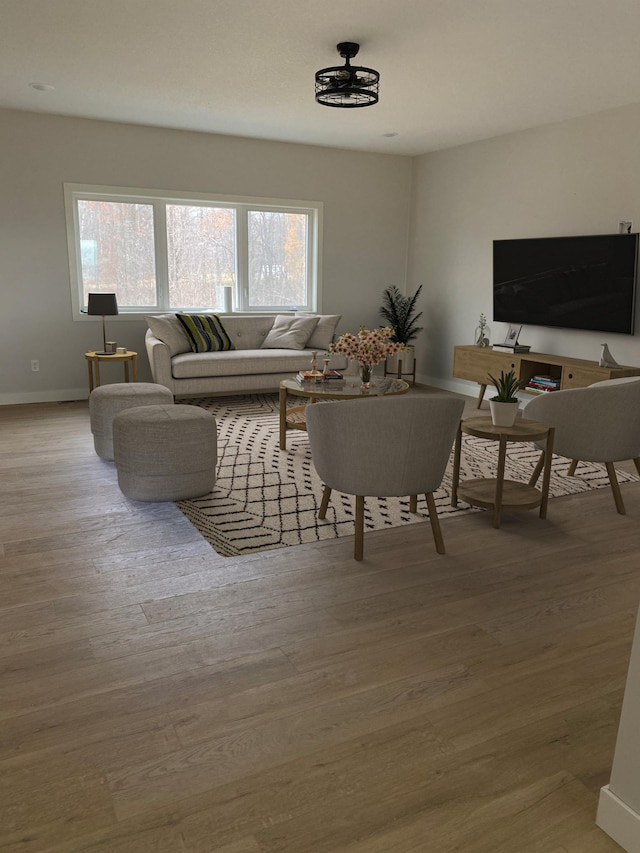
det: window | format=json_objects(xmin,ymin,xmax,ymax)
[{"xmin": 65, "ymin": 184, "xmax": 321, "ymax": 316}]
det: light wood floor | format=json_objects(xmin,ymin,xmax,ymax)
[{"xmin": 1, "ymin": 391, "xmax": 637, "ymax": 852}]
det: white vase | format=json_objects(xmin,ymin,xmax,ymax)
[{"xmin": 489, "ymin": 400, "xmax": 519, "ymax": 427}]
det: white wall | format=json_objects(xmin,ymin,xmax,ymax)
[
  {"xmin": 0, "ymin": 109, "xmax": 412, "ymax": 404},
  {"xmin": 597, "ymin": 603, "xmax": 640, "ymax": 851},
  {"xmin": 408, "ymin": 103, "xmax": 640, "ymax": 393},
  {"xmin": 6, "ymin": 102, "xmax": 640, "ymax": 404}
]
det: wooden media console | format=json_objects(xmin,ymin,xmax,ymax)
[{"xmin": 453, "ymin": 344, "xmax": 640, "ymax": 408}]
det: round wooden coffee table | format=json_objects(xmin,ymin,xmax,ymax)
[
  {"xmin": 451, "ymin": 415, "xmax": 555, "ymax": 528},
  {"xmin": 279, "ymin": 376, "xmax": 409, "ymax": 449}
]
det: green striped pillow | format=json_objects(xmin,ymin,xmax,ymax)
[{"xmin": 176, "ymin": 313, "xmax": 235, "ymax": 353}]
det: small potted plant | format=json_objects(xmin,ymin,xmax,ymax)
[{"xmin": 487, "ymin": 369, "xmax": 523, "ymax": 426}]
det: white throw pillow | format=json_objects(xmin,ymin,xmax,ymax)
[
  {"xmin": 261, "ymin": 315, "xmax": 319, "ymax": 350},
  {"xmin": 295, "ymin": 313, "xmax": 342, "ymax": 350},
  {"xmin": 145, "ymin": 314, "xmax": 191, "ymax": 356}
]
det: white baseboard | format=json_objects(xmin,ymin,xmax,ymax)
[
  {"xmin": 0, "ymin": 388, "xmax": 88, "ymax": 406},
  {"xmin": 416, "ymin": 374, "xmax": 478, "ymax": 398},
  {"xmin": 597, "ymin": 785, "xmax": 640, "ymax": 852}
]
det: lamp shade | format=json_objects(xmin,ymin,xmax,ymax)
[{"xmin": 87, "ymin": 293, "xmax": 118, "ymax": 316}]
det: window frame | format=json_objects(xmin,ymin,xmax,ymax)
[{"xmin": 64, "ymin": 183, "xmax": 322, "ymax": 319}]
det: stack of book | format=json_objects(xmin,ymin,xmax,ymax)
[
  {"xmin": 295, "ymin": 369, "xmax": 344, "ymax": 385},
  {"xmin": 526, "ymin": 375, "xmax": 560, "ymax": 393},
  {"xmin": 492, "ymin": 343, "xmax": 531, "ymax": 353}
]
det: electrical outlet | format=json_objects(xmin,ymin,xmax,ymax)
[
  {"xmin": 31, "ymin": 359, "xmax": 39, "ymax": 372},
  {"xmin": 618, "ymin": 220, "xmax": 633, "ymax": 234}
]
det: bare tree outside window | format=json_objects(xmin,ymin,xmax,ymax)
[
  {"xmin": 248, "ymin": 211, "xmax": 307, "ymax": 307},
  {"xmin": 78, "ymin": 200, "xmax": 156, "ymax": 306},
  {"xmin": 167, "ymin": 205, "xmax": 236, "ymax": 309}
]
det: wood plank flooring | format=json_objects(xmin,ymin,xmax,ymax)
[{"xmin": 0, "ymin": 393, "xmax": 637, "ymax": 851}]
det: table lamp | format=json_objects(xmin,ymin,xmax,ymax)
[{"xmin": 87, "ymin": 292, "xmax": 118, "ymax": 354}]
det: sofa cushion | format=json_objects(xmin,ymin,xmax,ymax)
[
  {"xmin": 176, "ymin": 313, "xmax": 235, "ymax": 353},
  {"xmin": 261, "ymin": 315, "xmax": 319, "ymax": 350},
  {"xmin": 295, "ymin": 313, "xmax": 342, "ymax": 350},
  {"xmin": 171, "ymin": 349, "xmax": 348, "ymax": 379},
  {"xmin": 145, "ymin": 314, "xmax": 191, "ymax": 356},
  {"xmin": 220, "ymin": 316, "xmax": 275, "ymax": 350}
]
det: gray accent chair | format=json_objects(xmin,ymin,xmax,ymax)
[
  {"xmin": 305, "ymin": 395, "xmax": 465, "ymax": 560},
  {"xmin": 525, "ymin": 378, "xmax": 640, "ymax": 514}
]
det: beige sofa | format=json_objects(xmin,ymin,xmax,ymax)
[{"xmin": 144, "ymin": 313, "xmax": 349, "ymax": 398}]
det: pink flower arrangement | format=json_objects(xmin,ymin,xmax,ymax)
[{"xmin": 329, "ymin": 326, "xmax": 404, "ymax": 368}]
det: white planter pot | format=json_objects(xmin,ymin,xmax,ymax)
[
  {"xmin": 385, "ymin": 346, "xmax": 414, "ymax": 376},
  {"xmin": 489, "ymin": 400, "xmax": 519, "ymax": 427}
]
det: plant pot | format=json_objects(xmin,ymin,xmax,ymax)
[
  {"xmin": 489, "ymin": 400, "xmax": 519, "ymax": 427},
  {"xmin": 385, "ymin": 346, "xmax": 413, "ymax": 376}
]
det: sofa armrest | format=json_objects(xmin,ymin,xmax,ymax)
[{"xmin": 145, "ymin": 330, "xmax": 176, "ymax": 393}]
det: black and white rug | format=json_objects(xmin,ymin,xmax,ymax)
[{"xmin": 177, "ymin": 394, "xmax": 638, "ymax": 557}]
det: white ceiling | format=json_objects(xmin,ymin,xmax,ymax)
[{"xmin": 3, "ymin": 0, "xmax": 640, "ymax": 156}]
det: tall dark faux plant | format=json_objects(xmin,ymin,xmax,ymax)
[{"xmin": 379, "ymin": 284, "xmax": 424, "ymax": 345}]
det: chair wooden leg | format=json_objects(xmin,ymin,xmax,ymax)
[
  {"xmin": 539, "ymin": 427, "xmax": 554, "ymax": 520},
  {"xmin": 425, "ymin": 492, "xmax": 445, "ymax": 555},
  {"xmin": 318, "ymin": 485, "xmax": 332, "ymax": 519},
  {"xmin": 567, "ymin": 459, "xmax": 579, "ymax": 476},
  {"xmin": 529, "ymin": 452, "xmax": 545, "ymax": 487},
  {"xmin": 409, "ymin": 495, "xmax": 418, "ymax": 513},
  {"xmin": 354, "ymin": 495, "xmax": 365, "ymax": 561},
  {"xmin": 606, "ymin": 462, "xmax": 626, "ymax": 515},
  {"xmin": 633, "ymin": 457, "xmax": 640, "ymax": 477}
]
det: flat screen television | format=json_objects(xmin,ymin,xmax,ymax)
[{"xmin": 493, "ymin": 233, "xmax": 638, "ymax": 335}]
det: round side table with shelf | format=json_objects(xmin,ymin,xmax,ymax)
[
  {"xmin": 85, "ymin": 350, "xmax": 138, "ymax": 392},
  {"xmin": 451, "ymin": 415, "xmax": 555, "ymax": 528}
]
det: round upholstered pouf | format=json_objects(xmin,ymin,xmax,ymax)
[
  {"xmin": 89, "ymin": 382, "xmax": 174, "ymax": 460},
  {"xmin": 113, "ymin": 404, "xmax": 217, "ymax": 502}
]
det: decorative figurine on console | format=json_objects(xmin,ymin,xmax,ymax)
[
  {"xmin": 475, "ymin": 313, "xmax": 490, "ymax": 347},
  {"xmin": 599, "ymin": 343, "xmax": 620, "ymax": 369}
]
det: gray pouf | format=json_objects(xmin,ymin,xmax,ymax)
[
  {"xmin": 113, "ymin": 404, "xmax": 217, "ymax": 501},
  {"xmin": 90, "ymin": 382, "xmax": 174, "ymax": 460}
]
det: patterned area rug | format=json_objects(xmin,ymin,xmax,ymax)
[{"xmin": 177, "ymin": 394, "xmax": 638, "ymax": 557}]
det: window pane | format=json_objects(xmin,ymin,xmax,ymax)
[
  {"xmin": 78, "ymin": 200, "xmax": 156, "ymax": 307},
  {"xmin": 166, "ymin": 205, "xmax": 236, "ymax": 309},
  {"xmin": 247, "ymin": 211, "xmax": 307, "ymax": 308}
]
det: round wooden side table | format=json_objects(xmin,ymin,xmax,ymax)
[
  {"xmin": 451, "ymin": 415, "xmax": 555, "ymax": 528},
  {"xmin": 85, "ymin": 350, "xmax": 138, "ymax": 392}
]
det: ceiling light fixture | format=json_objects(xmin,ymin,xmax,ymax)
[
  {"xmin": 29, "ymin": 82, "xmax": 56, "ymax": 92},
  {"xmin": 315, "ymin": 42, "xmax": 379, "ymax": 108}
]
